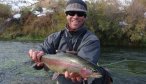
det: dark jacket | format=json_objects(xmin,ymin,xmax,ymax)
[{"xmin": 39, "ymin": 26, "xmax": 100, "ymax": 64}]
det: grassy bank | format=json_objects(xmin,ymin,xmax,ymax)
[{"xmin": 1, "ymin": 35, "xmax": 146, "ymax": 48}]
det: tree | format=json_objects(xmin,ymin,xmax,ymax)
[{"xmin": 123, "ymin": 0, "xmax": 146, "ymax": 44}]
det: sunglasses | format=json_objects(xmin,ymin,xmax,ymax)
[{"xmin": 65, "ymin": 11, "xmax": 86, "ymax": 17}]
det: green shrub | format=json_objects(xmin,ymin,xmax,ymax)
[{"xmin": 0, "ymin": 4, "xmax": 11, "ymax": 20}]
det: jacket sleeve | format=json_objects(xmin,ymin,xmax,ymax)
[
  {"xmin": 37, "ymin": 33, "xmax": 58, "ymax": 54},
  {"xmin": 77, "ymin": 34, "xmax": 100, "ymax": 64}
]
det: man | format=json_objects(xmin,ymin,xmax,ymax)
[{"xmin": 28, "ymin": 0, "xmax": 112, "ymax": 84}]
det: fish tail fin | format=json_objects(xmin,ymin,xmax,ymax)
[{"xmin": 52, "ymin": 73, "xmax": 60, "ymax": 80}]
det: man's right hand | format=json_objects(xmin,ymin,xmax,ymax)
[{"xmin": 28, "ymin": 49, "xmax": 45, "ymax": 66}]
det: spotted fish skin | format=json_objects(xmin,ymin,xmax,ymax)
[{"xmin": 41, "ymin": 52, "xmax": 102, "ymax": 78}]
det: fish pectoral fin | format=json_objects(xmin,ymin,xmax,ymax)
[{"xmin": 52, "ymin": 72, "xmax": 60, "ymax": 80}]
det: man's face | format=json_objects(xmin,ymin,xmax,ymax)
[{"xmin": 66, "ymin": 11, "xmax": 86, "ymax": 31}]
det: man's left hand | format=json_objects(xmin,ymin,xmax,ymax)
[{"xmin": 64, "ymin": 71, "xmax": 87, "ymax": 82}]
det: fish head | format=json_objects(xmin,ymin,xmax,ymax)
[
  {"xmin": 90, "ymin": 71, "xmax": 102, "ymax": 78},
  {"xmin": 80, "ymin": 68, "xmax": 102, "ymax": 78}
]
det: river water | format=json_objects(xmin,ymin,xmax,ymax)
[{"xmin": 0, "ymin": 41, "xmax": 146, "ymax": 84}]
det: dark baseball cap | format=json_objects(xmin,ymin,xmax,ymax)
[{"xmin": 65, "ymin": 0, "xmax": 87, "ymax": 13}]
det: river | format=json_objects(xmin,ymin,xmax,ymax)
[{"xmin": 0, "ymin": 41, "xmax": 146, "ymax": 84}]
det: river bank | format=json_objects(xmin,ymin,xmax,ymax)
[{"xmin": 1, "ymin": 37, "xmax": 146, "ymax": 48}]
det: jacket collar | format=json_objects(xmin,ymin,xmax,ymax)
[{"xmin": 65, "ymin": 25, "xmax": 87, "ymax": 36}]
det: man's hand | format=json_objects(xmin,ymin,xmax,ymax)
[
  {"xmin": 28, "ymin": 49, "xmax": 44, "ymax": 66},
  {"xmin": 64, "ymin": 71, "xmax": 87, "ymax": 82}
]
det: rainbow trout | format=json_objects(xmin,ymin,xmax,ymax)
[{"xmin": 41, "ymin": 52, "xmax": 102, "ymax": 78}]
